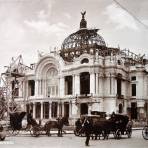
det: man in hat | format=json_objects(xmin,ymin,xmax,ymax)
[{"xmin": 83, "ymin": 117, "xmax": 92, "ymax": 146}]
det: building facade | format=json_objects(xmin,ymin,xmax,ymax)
[{"xmin": 4, "ymin": 13, "xmax": 148, "ymax": 124}]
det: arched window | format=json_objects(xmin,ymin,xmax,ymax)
[
  {"xmin": 81, "ymin": 58, "xmax": 89, "ymax": 64},
  {"xmin": 47, "ymin": 68, "xmax": 58, "ymax": 97}
]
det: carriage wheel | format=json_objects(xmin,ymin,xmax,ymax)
[
  {"xmin": 142, "ymin": 126, "xmax": 148, "ymax": 140},
  {"xmin": 74, "ymin": 130, "xmax": 78, "ymax": 136},
  {"xmin": 113, "ymin": 131, "xmax": 117, "ymax": 139},
  {"xmin": 102, "ymin": 130, "xmax": 109, "ymax": 140},
  {"xmin": 74, "ymin": 129, "xmax": 80, "ymax": 136},
  {"xmin": 8, "ymin": 129, "xmax": 20, "ymax": 136},
  {"xmin": 126, "ymin": 128, "xmax": 132, "ymax": 138},
  {"xmin": 30, "ymin": 126, "xmax": 40, "ymax": 137},
  {"xmin": 127, "ymin": 130, "xmax": 132, "ymax": 138},
  {"xmin": 0, "ymin": 137, "xmax": 5, "ymax": 141},
  {"xmin": 126, "ymin": 124, "xmax": 132, "ymax": 138},
  {"xmin": 115, "ymin": 129, "xmax": 122, "ymax": 139}
]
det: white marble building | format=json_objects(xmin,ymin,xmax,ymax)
[{"xmin": 5, "ymin": 13, "xmax": 148, "ymax": 124}]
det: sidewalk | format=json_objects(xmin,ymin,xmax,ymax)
[{"xmin": 132, "ymin": 127, "xmax": 143, "ymax": 130}]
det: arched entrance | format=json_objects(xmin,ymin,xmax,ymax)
[{"xmin": 80, "ymin": 103, "xmax": 88, "ymax": 115}]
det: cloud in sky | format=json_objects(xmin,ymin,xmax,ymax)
[
  {"xmin": 104, "ymin": 3, "xmax": 139, "ymax": 31},
  {"xmin": 24, "ymin": 18, "xmax": 69, "ymax": 34},
  {"xmin": 24, "ymin": 9, "xmax": 70, "ymax": 47},
  {"xmin": 63, "ymin": 12, "xmax": 71, "ymax": 19},
  {"xmin": 1, "ymin": 19, "xmax": 25, "ymax": 44}
]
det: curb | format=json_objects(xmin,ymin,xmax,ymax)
[{"xmin": 132, "ymin": 127, "xmax": 143, "ymax": 130}]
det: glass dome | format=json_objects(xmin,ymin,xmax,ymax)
[
  {"xmin": 61, "ymin": 28, "xmax": 106, "ymax": 50},
  {"xmin": 60, "ymin": 11, "xmax": 106, "ymax": 62}
]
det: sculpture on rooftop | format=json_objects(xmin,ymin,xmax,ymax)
[{"xmin": 81, "ymin": 11, "xmax": 86, "ymax": 19}]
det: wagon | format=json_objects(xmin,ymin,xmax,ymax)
[
  {"xmin": 8, "ymin": 111, "xmax": 27, "ymax": 136},
  {"xmin": 8, "ymin": 111, "xmax": 43, "ymax": 137},
  {"xmin": 8, "ymin": 112, "xmax": 69, "ymax": 137},
  {"xmin": 74, "ymin": 112, "xmax": 106, "ymax": 136},
  {"xmin": 74, "ymin": 113, "xmax": 132, "ymax": 140},
  {"xmin": 107, "ymin": 114, "xmax": 132, "ymax": 139}
]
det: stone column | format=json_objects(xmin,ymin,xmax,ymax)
[
  {"xmin": 75, "ymin": 74, "xmax": 80, "ymax": 95},
  {"xmin": 96, "ymin": 73, "xmax": 99, "ymax": 95},
  {"xmin": 42, "ymin": 79, "xmax": 44, "ymax": 97},
  {"xmin": 26, "ymin": 80, "xmax": 29, "ymax": 98},
  {"xmin": 38, "ymin": 80, "xmax": 40, "ymax": 95},
  {"xmin": 40, "ymin": 79, "xmax": 42, "ymax": 95},
  {"xmin": 88, "ymin": 104, "xmax": 92, "ymax": 115},
  {"xmin": 123, "ymin": 100, "xmax": 127, "ymax": 114},
  {"xmin": 71, "ymin": 100, "xmax": 78, "ymax": 117},
  {"xmin": 49, "ymin": 102, "xmax": 51, "ymax": 118},
  {"xmin": 90, "ymin": 73, "xmax": 95, "ymax": 95},
  {"xmin": 33, "ymin": 102, "xmax": 36, "ymax": 118},
  {"xmin": 35, "ymin": 79, "xmax": 39, "ymax": 96},
  {"xmin": 38, "ymin": 79, "xmax": 42, "ymax": 95},
  {"xmin": 72, "ymin": 75, "xmax": 75, "ymax": 95},
  {"xmin": 92, "ymin": 102, "xmax": 100, "ymax": 112},
  {"xmin": 69, "ymin": 101, "xmax": 72, "ymax": 118},
  {"xmin": 114, "ymin": 78, "xmax": 117, "ymax": 96},
  {"xmin": 99, "ymin": 75, "xmax": 103, "ymax": 96},
  {"xmin": 111, "ymin": 76, "xmax": 114, "ymax": 95},
  {"xmin": 58, "ymin": 101, "xmax": 62, "ymax": 117},
  {"xmin": 57, "ymin": 102, "xmax": 60, "ymax": 117},
  {"xmin": 22, "ymin": 81, "xmax": 24, "ymax": 98},
  {"xmin": 43, "ymin": 79, "xmax": 47, "ymax": 97},
  {"xmin": 59, "ymin": 76, "xmax": 65, "ymax": 97},
  {"xmin": 44, "ymin": 79, "xmax": 47, "ymax": 97},
  {"xmin": 18, "ymin": 80, "xmax": 22, "ymax": 97},
  {"xmin": 62, "ymin": 102, "xmax": 64, "ymax": 117},
  {"xmin": 41, "ymin": 102, "xmax": 43, "ymax": 119}
]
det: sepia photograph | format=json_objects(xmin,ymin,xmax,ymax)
[{"xmin": 0, "ymin": 0, "xmax": 148, "ymax": 147}]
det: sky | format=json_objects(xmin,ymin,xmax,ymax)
[{"xmin": 0, "ymin": 0, "xmax": 148, "ymax": 75}]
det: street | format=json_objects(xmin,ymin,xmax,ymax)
[{"xmin": 0, "ymin": 130, "xmax": 147, "ymax": 148}]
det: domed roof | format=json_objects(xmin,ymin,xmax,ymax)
[
  {"xmin": 61, "ymin": 28, "xmax": 106, "ymax": 50},
  {"xmin": 60, "ymin": 11, "xmax": 106, "ymax": 62}
]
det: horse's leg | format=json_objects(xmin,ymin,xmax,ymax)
[
  {"xmin": 57, "ymin": 129, "xmax": 60, "ymax": 136},
  {"xmin": 58, "ymin": 128, "xmax": 62, "ymax": 137},
  {"xmin": 48, "ymin": 129, "xmax": 51, "ymax": 136},
  {"xmin": 46, "ymin": 128, "xmax": 51, "ymax": 136},
  {"xmin": 60, "ymin": 129, "xmax": 63, "ymax": 137},
  {"xmin": 95, "ymin": 134, "xmax": 98, "ymax": 140},
  {"xmin": 91, "ymin": 134, "xmax": 94, "ymax": 140}
]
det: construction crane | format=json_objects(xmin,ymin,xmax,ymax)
[{"xmin": 0, "ymin": 55, "xmax": 27, "ymax": 120}]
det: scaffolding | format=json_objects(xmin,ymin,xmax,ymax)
[{"xmin": 0, "ymin": 55, "xmax": 27, "ymax": 120}]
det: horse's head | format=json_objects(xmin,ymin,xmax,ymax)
[{"xmin": 61, "ymin": 117, "xmax": 69, "ymax": 126}]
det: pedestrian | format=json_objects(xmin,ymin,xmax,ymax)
[{"xmin": 83, "ymin": 117, "xmax": 92, "ymax": 146}]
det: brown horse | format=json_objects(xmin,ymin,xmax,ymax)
[{"xmin": 44, "ymin": 117, "xmax": 69, "ymax": 137}]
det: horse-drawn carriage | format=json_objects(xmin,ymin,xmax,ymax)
[
  {"xmin": 74, "ymin": 113, "xmax": 132, "ymax": 140},
  {"xmin": 8, "ymin": 111, "xmax": 69, "ymax": 137}
]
